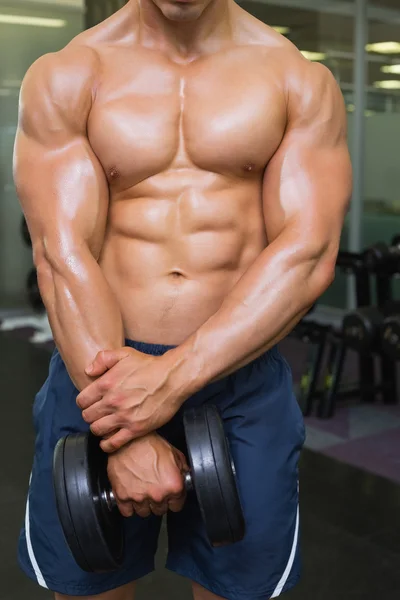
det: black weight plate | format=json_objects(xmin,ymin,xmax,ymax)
[
  {"xmin": 56, "ymin": 433, "xmax": 124, "ymax": 573},
  {"xmin": 342, "ymin": 313, "xmax": 365, "ymax": 350},
  {"xmin": 183, "ymin": 406, "xmax": 231, "ymax": 546},
  {"xmin": 205, "ymin": 405, "xmax": 245, "ymax": 544},
  {"xmin": 53, "ymin": 437, "xmax": 91, "ymax": 571},
  {"xmin": 363, "ymin": 243, "xmax": 388, "ymax": 270},
  {"xmin": 342, "ymin": 307, "xmax": 383, "ymax": 351}
]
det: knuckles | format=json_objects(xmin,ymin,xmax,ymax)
[
  {"xmin": 128, "ymin": 422, "xmax": 143, "ymax": 436},
  {"xmin": 98, "ymin": 376, "xmax": 114, "ymax": 394},
  {"xmin": 166, "ymin": 478, "xmax": 185, "ymax": 497},
  {"xmin": 158, "ymin": 473, "xmax": 185, "ymax": 499},
  {"xmin": 115, "ymin": 489, "xmax": 133, "ymax": 503},
  {"xmin": 148, "ymin": 490, "xmax": 165, "ymax": 505},
  {"xmin": 113, "ymin": 479, "xmax": 183, "ymax": 506},
  {"xmin": 106, "ymin": 393, "xmax": 124, "ymax": 410}
]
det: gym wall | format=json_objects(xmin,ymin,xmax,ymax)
[{"xmin": 86, "ymin": 0, "xmax": 127, "ymax": 28}]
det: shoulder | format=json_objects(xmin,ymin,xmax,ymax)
[
  {"xmin": 286, "ymin": 58, "xmax": 341, "ymax": 102},
  {"xmin": 285, "ymin": 61, "xmax": 345, "ymax": 129},
  {"xmin": 18, "ymin": 44, "xmax": 100, "ymax": 141},
  {"xmin": 251, "ymin": 22, "xmax": 343, "ymax": 125},
  {"xmin": 237, "ymin": 10, "xmax": 345, "ymax": 134},
  {"xmin": 21, "ymin": 44, "xmax": 99, "ymax": 112},
  {"xmin": 20, "ymin": 1, "xmax": 135, "ymax": 110}
]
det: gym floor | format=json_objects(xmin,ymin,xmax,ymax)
[{"xmin": 1, "ymin": 332, "xmax": 400, "ymax": 600}]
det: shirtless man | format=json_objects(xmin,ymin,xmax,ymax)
[{"xmin": 14, "ymin": 0, "xmax": 351, "ymax": 598}]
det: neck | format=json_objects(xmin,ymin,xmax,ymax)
[{"xmin": 135, "ymin": 0, "xmax": 234, "ymax": 59}]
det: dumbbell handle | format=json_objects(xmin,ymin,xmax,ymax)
[{"xmin": 103, "ymin": 471, "xmax": 194, "ymax": 511}]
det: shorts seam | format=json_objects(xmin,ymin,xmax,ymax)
[
  {"xmin": 166, "ymin": 560, "xmax": 301, "ymax": 598},
  {"xmin": 270, "ymin": 573, "xmax": 301, "ymax": 597}
]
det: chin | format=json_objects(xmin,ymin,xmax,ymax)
[{"xmin": 160, "ymin": 2, "xmax": 206, "ymax": 21}]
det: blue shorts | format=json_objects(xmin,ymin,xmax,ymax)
[{"xmin": 19, "ymin": 340, "xmax": 305, "ymax": 599}]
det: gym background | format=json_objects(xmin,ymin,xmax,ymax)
[{"xmin": 0, "ymin": 0, "xmax": 399, "ymax": 599}]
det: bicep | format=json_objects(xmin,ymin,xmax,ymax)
[
  {"xmin": 14, "ymin": 127, "xmax": 109, "ymax": 265},
  {"xmin": 14, "ymin": 50, "xmax": 109, "ymax": 265},
  {"xmin": 262, "ymin": 68, "xmax": 352, "ymax": 262}
]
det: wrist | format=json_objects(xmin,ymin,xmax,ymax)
[{"xmin": 164, "ymin": 336, "xmax": 209, "ymax": 405}]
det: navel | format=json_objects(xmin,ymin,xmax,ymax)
[{"xmin": 168, "ymin": 270, "xmax": 187, "ymax": 280}]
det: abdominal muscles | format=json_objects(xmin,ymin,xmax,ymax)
[{"xmin": 99, "ymin": 174, "xmax": 267, "ymax": 345}]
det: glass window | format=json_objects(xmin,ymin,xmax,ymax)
[{"xmin": 362, "ymin": 16, "xmax": 400, "ymax": 243}]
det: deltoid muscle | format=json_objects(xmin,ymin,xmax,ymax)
[{"xmin": 85, "ymin": 0, "xmax": 128, "ymax": 28}]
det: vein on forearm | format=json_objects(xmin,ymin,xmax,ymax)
[
  {"xmin": 37, "ymin": 247, "xmax": 124, "ymax": 390},
  {"xmin": 184, "ymin": 235, "xmax": 334, "ymax": 384}
]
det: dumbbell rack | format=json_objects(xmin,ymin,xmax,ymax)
[
  {"xmin": 295, "ymin": 247, "xmax": 399, "ymax": 418},
  {"xmin": 318, "ymin": 262, "xmax": 397, "ymax": 418}
]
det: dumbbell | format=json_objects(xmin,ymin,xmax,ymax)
[
  {"xmin": 363, "ymin": 240, "xmax": 400, "ymax": 274},
  {"xmin": 381, "ymin": 302, "xmax": 400, "ymax": 361},
  {"xmin": 53, "ymin": 404, "xmax": 245, "ymax": 573},
  {"xmin": 342, "ymin": 306, "xmax": 384, "ymax": 352}
]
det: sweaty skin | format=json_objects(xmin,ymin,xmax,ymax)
[{"xmin": 15, "ymin": 2, "xmax": 351, "ymax": 458}]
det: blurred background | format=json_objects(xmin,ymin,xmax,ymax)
[{"xmin": 0, "ymin": 2, "xmax": 399, "ymax": 600}]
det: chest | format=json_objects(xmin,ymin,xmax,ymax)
[{"xmin": 88, "ymin": 50, "xmax": 287, "ymax": 186}]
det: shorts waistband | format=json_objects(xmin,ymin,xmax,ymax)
[
  {"xmin": 125, "ymin": 338, "xmax": 281, "ymax": 364},
  {"xmin": 125, "ymin": 340, "xmax": 177, "ymax": 356}
]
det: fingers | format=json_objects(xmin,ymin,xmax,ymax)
[
  {"xmin": 89, "ymin": 415, "xmax": 120, "ymax": 438},
  {"xmin": 131, "ymin": 497, "xmax": 181, "ymax": 518},
  {"xmin": 78, "ymin": 358, "xmax": 129, "ymax": 410},
  {"xmin": 86, "ymin": 349, "xmax": 132, "ymax": 377},
  {"xmin": 116, "ymin": 500, "xmax": 135, "ymax": 518},
  {"xmin": 132, "ymin": 501, "xmax": 152, "ymax": 518},
  {"xmin": 116, "ymin": 499, "xmax": 159, "ymax": 519},
  {"xmin": 173, "ymin": 447, "xmax": 190, "ymax": 473},
  {"xmin": 116, "ymin": 492, "xmax": 185, "ymax": 518},
  {"xmin": 114, "ymin": 487, "xmax": 185, "ymax": 518},
  {"xmin": 116, "ymin": 497, "xmax": 168, "ymax": 518},
  {"xmin": 100, "ymin": 428, "xmax": 135, "ymax": 453},
  {"xmin": 82, "ymin": 401, "xmax": 114, "ymax": 424},
  {"xmin": 77, "ymin": 379, "xmax": 108, "ymax": 410},
  {"xmin": 148, "ymin": 501, "xmax": 169, "ymax": 517},
  {"xmin": 167, "ymin": 493, "xmax": 186, "ymax": 513}
]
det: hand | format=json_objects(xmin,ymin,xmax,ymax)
[
  {"xmin": 107, "ymin": 433, "xmax": 189, "ymax": 518},
  {"xmin": 77, "ymin": 346, "xmax": 195, "ymax": 452}
]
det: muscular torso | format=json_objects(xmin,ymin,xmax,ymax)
[{"xmin": 63, "ymin": 5, "xmax": 289, "ymax": 344}]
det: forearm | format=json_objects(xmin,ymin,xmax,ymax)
[
  {"xmin": 174, "ymin": 236, "xmax": 335, "ymax": 389},
  {"xmin": 37, "ymin": 247, "xmax": 124, "ymax": 390}
]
